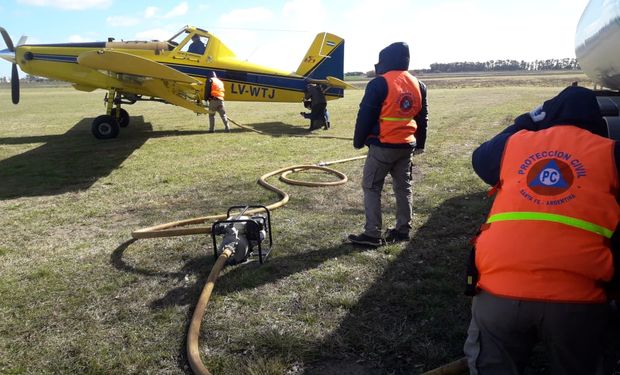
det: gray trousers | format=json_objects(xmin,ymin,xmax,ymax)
[
  {"xmin": 362, "ymin": 145, "xmax": 413, "ymax": 238},
  {"xmin": 464, "ymin": 291, "xmax": 609, "ymax": 375},
  {"xmin": 208, "ymin": 99, "xmax": 229, "ymax": 131}
]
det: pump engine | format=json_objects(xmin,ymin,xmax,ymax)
[{"xmin": 211, "ymin": 205, "xmax": 273, "ymax": 265}]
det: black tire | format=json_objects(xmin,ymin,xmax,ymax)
[
  {"xmin": 92, "ymin": 115, "xmax": 120, "ymax": 139},
  {"xmin": 110, "ymin": 108, "xmax": 130, "ymax": 128}
]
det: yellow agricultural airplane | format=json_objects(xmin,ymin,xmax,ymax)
[{"xmin": 0, "ymin": 26, "xmax": 350, "ymax": 139}]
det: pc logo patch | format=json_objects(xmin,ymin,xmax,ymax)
[
  {"xmin": 527, "ymin": 159, "xmax": 574, "ymax": 196},
  {"xmin": 398, "ymin": 93, "xmax": 415, "ymax": 114}
]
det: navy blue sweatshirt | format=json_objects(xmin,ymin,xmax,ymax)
[{"xmin": 353, "ymin": 42, "xmax": 428, "ymax": 149}]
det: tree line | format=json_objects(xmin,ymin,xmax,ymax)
[
  {"xmin": 426, "ymin": 58, "xmax": 580, "ymax": 73},
  {"xmin": 346, "ymin": 58, "xmax": 581, "ymax": 78}
]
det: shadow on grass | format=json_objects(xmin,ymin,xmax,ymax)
[
  {"xmin": 0, "ymin": 116, "xmax": 214, "ymax": 200},
  {"xmin": 305, "ymin": 192, "xmax": 489, "ymax": 375},
  {"xmin": 110, "ymin": 233, "xmax": 377, "ymax": 375},
  {"xmin": 112, "ymin": 188, "xmax": 620, "ymax": 374},
  {"xmin": 231, "ymin": 120, "xmax": 353, "ymax": 142},
  {"xmin": 148, "ymin": 243, "xmax": 372, "ymax": 309},
  {"xmin": 110, "ymin": 192, "xmax": 489, "ymax": 374},
  {"xmin": 233, "ymin": 121, "xmax": 310, "ymax": 136}
]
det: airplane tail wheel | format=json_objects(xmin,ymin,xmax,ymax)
[
  {"xmin": 111, "ymin": 108, "xmax": 130, "ymax": 128},
  {"xmin": 92, "ymin": 115, "xmax": 120, "ymax": 139}
]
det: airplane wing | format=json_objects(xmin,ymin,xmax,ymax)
[
  {"xmin": 77, "ymin": 49, "xmax": 206, "ymax": 113},
  {"xmin": 77, "ymin": 50, "xmax": 199, "ymax": 84}
]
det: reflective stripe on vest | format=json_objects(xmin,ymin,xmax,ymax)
[
  {"xmin": 487, "ymin": 211, "xmax": 614, "ymax": 238},
  {"xmin": 381, "ymin": 117, "xmax": 412, "ymax": 122},
  {"xmin": 475, "ymin": 125, "xmax": 619, "ymax": 302},
  {"xmin": 377, "ymin": 71, "xmax": 422, "ymax": 144}
]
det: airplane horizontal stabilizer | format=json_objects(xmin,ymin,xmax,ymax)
[
  {"xmin": 307, "ymin": 76, "xmax": 356, "ymax": 90},
  {"xmin": 77, "ymin": 50, "xmax": 199, "ymax": 84}
]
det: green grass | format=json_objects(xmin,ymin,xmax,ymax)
[{"xmin": 0, "ymin": 77, "xmax": 602, "ymax": 374}]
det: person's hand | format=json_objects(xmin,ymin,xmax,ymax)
[{"xmin": 413, "ymin": 148, "xmax": 424, "ymax": 155}]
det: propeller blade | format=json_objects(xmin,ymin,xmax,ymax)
[
  {"xmin": 0, "ymin": 27, "xmax": 14, "ymax": 52},
  {"xmin": 16, "ymin": 35, "xmax": 28, "ymax": 47},
  {"xmin": 11, "ymin": 63, "xmax": 19, "ymax": 104}
]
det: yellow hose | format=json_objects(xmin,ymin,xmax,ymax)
[
  {"xmin": 132, "ymin": 120, "xmax": 366, "ymax": 374},
  {"xmin": 187, "ymin": 247, "xmax": 233, "ymax": 375},
  {"xmin": 131, "ymin": 156, "xmax": 365, "ymax": 239}
]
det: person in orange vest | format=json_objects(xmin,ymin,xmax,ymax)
[
  {"xmin": 464, "ymin": 85, "xmax": 620, "ymax": 374},
  {"xmin": 348, "ymin": 42, "xmax": 428, "ymax": 247},
  {"xmin": 206, "ymin": 71, "xmax": 230, "ymax": 133}
]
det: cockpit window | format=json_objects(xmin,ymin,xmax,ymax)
[
  {"xmin": 184, "ymin": 35, "xmax": 208, "ymax": 55},
  {"xmin": 166, "ymin": 29, "xmax": 208, "ymax": 54}
]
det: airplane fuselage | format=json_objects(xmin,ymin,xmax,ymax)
[
  {"xmin": 0, "ymin": 26, "xmax": 347, "ymax": 138},
  {"xmin": 11, "ymin": 26, "xmax": 345, "ymax": 115}
]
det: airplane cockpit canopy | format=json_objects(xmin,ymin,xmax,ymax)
[{"xmin": 167, "ymin": 26, "xmax": 209, "ymax": 54}]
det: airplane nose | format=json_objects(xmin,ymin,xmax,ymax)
[{"xmin": 0, "ymin": 48, "xmax": 15, "ymax": 63}]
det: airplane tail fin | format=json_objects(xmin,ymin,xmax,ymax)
[{"xmin": 295, "ymin": 32, "xmax": 344, "ymax": 81}]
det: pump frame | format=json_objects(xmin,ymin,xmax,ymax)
[{"xmin": 210, "ymin": 205, "xmax": 273, "ymax": 264}]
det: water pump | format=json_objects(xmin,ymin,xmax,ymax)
[{"xmin": 210, "ymin": 205, "xmax": 273, "ymax": 265}]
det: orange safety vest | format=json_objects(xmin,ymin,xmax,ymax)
[
  {"xmin": 475, "ymin": 126, "xmax": 620, "ymax": 303},
  {"xmin": 210, "ymin": 77, "xmax": 225, "ymax": 100},
  {"xmin": 378, "ymin": 71, "xmax": 422, "ymax": 144}
]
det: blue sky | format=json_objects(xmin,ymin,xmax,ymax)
[{"xmin": 0, "ymin": 0, "xmax": 589, "ymax": 79}]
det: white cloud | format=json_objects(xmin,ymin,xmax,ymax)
[
  {"xmin": 17, "ymin": 0, "xmax": 111, "ymax": 10},
  {"xmin": 106, "ymin": 15, "xmax": 141, "ymax": 27},
  {"xmin": 141, "ymin": 2, "xmax": 188, "ymax": 20},
  {"xmin": 135, "ymin": 27, "xmax": 177, "ymax": 41},
  {"xmin": 281, "ymin": 0, "xmax": 326, "ymax": 30},
  {"xmin": 163, "ymin": 2, "xmax": 189, "ymax": 18},
  {"xmin": 215, "ymin": 6, "xmax": 314, "ymax": 72},
  {"xmin": 144, "ymin": 6, "xmax": 159, "ymax": 19},
  {"xmin": 219, "ymin": 7, "xmax": 274, "ymax": 25},
  {"xmin": 68, "ymin": 34, "xmax": 89, "ymax": 43}
]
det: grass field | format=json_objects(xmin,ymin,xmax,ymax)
[{"xmin": 0, "ymin": 73, "xmax": 612, "ymax": 374}]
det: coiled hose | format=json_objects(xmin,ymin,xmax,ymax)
[
  {"xmin": 131, "ymin": 119, "xmax": 466, "ymax": 374},
  {"xmin": 131, "ymin": 156, "xmax": 365, "ymax": 239},
  {"xmin": 131, "ymin": 137, "xmax": 365, "ymax": 374}
]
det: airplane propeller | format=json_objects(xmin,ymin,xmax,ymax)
[
  {"xmin": 11, "ymin": 63, "xmax": 19, "ymax": 104},
  {"xmin": 0, "ymin": 27, "xmax": 19, "ymax": 104}
]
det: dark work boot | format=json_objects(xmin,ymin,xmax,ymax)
[
  {"xmin": 384, "ymin": 228, "xmax": 410, "ymax": 243},
  {"xmin": 348, "ymin": 233, "xmax": 384, "ymax": 247}
]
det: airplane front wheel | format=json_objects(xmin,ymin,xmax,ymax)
[
  {"xmin": 92, "ymin": 115, "xmax": 120, "ymax": 139},
  {"xmin": 111, "ymin": 108, "xmax": 130, "ymax": 128}
]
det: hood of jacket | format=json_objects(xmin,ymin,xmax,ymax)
[
  {"xmin": 518, "ymin": 85, "xmax": 607, "ymax": 137},
  {"xmin": 374, "ymin": 42, "xmax": 410, "ymax": 75}
]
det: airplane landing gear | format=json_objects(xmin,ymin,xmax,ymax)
[
  {"xmin": 111, "ymin": 107, "xmax": 130, "ymax": 128},
  {"xmin": 92, "ymin": 89, "xmax": 131, "ymax": 139},
  {"xmin": 92, "ymin": 115, "xmax": 120, "ymax": 139}
]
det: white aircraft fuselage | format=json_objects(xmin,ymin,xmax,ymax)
[{"xmin": 576, "ymin": 0, "xmax": 620, "ymax": 90}]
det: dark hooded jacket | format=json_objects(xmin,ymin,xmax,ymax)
[
  {"xmin": 472, "ymin": 85, "xmax": 620, "ymax": 292},
  {"xmin": 353, "ymin": 42, "xmax": 428, "ymax": 149},
  {"xmin": 472, "ymin": 86, "xmax": 613, "ymax": 185}
]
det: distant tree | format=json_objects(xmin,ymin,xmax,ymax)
[{"xmin": 425, "ymin": 57, "xmax": 580, "ymax": 73}]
